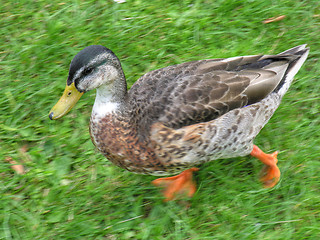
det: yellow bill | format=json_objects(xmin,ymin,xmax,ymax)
[{"xmin": 49, "ymin": 82, "xmax": 83, "ymax": 120}]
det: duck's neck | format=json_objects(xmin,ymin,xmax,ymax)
[{"xmin": 92, "ymin": 73, "xmax": 127, "ymax": 118}]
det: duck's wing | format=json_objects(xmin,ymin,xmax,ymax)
[{"xmin": 128, "ymin": 46, "xmax": 305, "ymax": 131}]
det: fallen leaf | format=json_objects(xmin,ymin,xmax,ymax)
[
  {"xmin": 263, "ymin": 15, "xmax": 286, "ymax": 24},
  {"xmin": 5, "ymin": 157, "xmax": 25, "ymax": 175}
]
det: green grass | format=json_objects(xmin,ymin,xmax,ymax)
[{"xmin": 1, "ymin": 0, "xmax": 320, "ymax": 239}]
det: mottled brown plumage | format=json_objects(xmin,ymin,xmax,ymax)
[
  {"xmin": 49, "ymin": 44, "xmax": 309, "ymax": 200},
  {"xmin": 87, "ymin": 45, "xmax": 308, "ymax": 175}
]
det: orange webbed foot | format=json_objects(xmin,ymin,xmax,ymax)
[
  {"xmin": 152, "ymin": 167, "xmax": 199, "ymax": 201},
  {"xmin": 251, "ymin": 145, "xmax": 280, "ymax": 188}
]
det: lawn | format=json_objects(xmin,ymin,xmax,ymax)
[{"xmin": 1, "ymin": 0, "xmax": 319, "ymax": 239}]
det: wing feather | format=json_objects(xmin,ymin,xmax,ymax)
[{"xmin": 128, "ymin": 54, "xmax": 291, "ymax": 132}]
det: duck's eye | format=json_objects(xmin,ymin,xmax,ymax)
[{"xmin": 83, "ymin": 67, "xmax": 94, "ymax": 75}]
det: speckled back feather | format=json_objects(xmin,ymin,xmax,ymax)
[{"xmin": 127, "ymin": 47, "xmax": 306, "ymax": 135}]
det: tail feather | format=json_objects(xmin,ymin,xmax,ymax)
[
  {"xmin": 273, "ymin": 45, "xmax": 309, "ymax": 95},
  {"xmin": 278, "ymin": 44, "xmax": 308, "ymax": 55}
]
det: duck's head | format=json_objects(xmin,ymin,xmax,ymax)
[{"xmin": 49, "ymin": 45, "xmax": 125, "ymax": 120}]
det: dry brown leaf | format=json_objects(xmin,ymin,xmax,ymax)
[
  {"xmin": 5, "ymin": 157, "xmax": 25, "ymax": 175},
  {"xmin": 5, "ymin": 156, "xmax": 13, "ymax": 163},
  {"xmin": 11, "ymin": 164, "xmax": 25, "ymax": 175},
  {"xmin": 263, "ymin": 15, "xmax": 286, "ymax": 24}
]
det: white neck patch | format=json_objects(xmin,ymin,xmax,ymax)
[{"xmin": 92, "ymin": 84, "xmax": 119, "ymax": 118}]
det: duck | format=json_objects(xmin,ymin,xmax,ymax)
[{"xmin": 49, "ymin": 44, "xmax": 309, "ymax": 201}]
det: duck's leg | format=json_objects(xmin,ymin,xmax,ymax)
[
  {"xmin": 152, "ymin": 167, "xmax": 199, "ymax": 201},
  {"xmin": 251, "ymin": 145, "xmax": 280, "ymax": 188}
]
